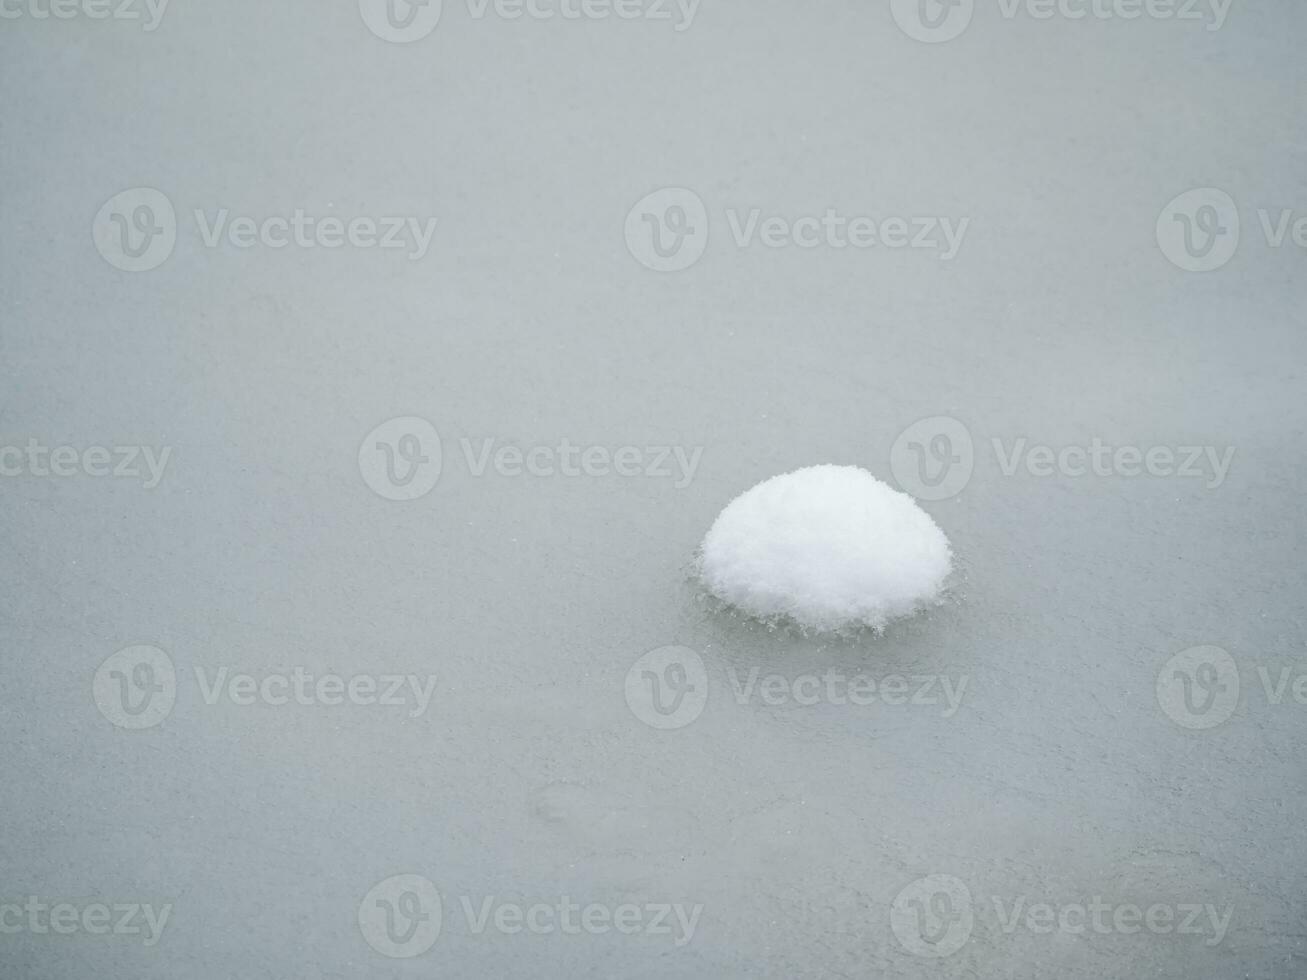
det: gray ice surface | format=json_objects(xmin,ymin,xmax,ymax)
[{"xmin": 2, "ymin": 1, "xmax": 1306, "ymax": 977}]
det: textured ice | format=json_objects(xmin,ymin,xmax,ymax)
[{"xmin": 698, "ymin": 465, "xmax": 952, "ymax": 633}]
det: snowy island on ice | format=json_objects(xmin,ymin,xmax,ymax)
[{"xmin": 697, "ymin": 465, "xmax": 952, "ymax": 633}]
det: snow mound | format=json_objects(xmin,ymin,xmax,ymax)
[{"xmin": 697, "ymin": 465, "xmax": 952, "ymax": 633}]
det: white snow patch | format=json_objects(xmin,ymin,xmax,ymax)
[{"xmin": 697, "ymin": 465, "xmax": 952, "ymax": 633}]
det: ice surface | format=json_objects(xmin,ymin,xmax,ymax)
[
  {"xmin": 699, "ymin": 465, "xmax": 951, "ymax": 633},
  {"xmin": 2, "ymin": 3, "xmax": 1306, "ymax": 979}
]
